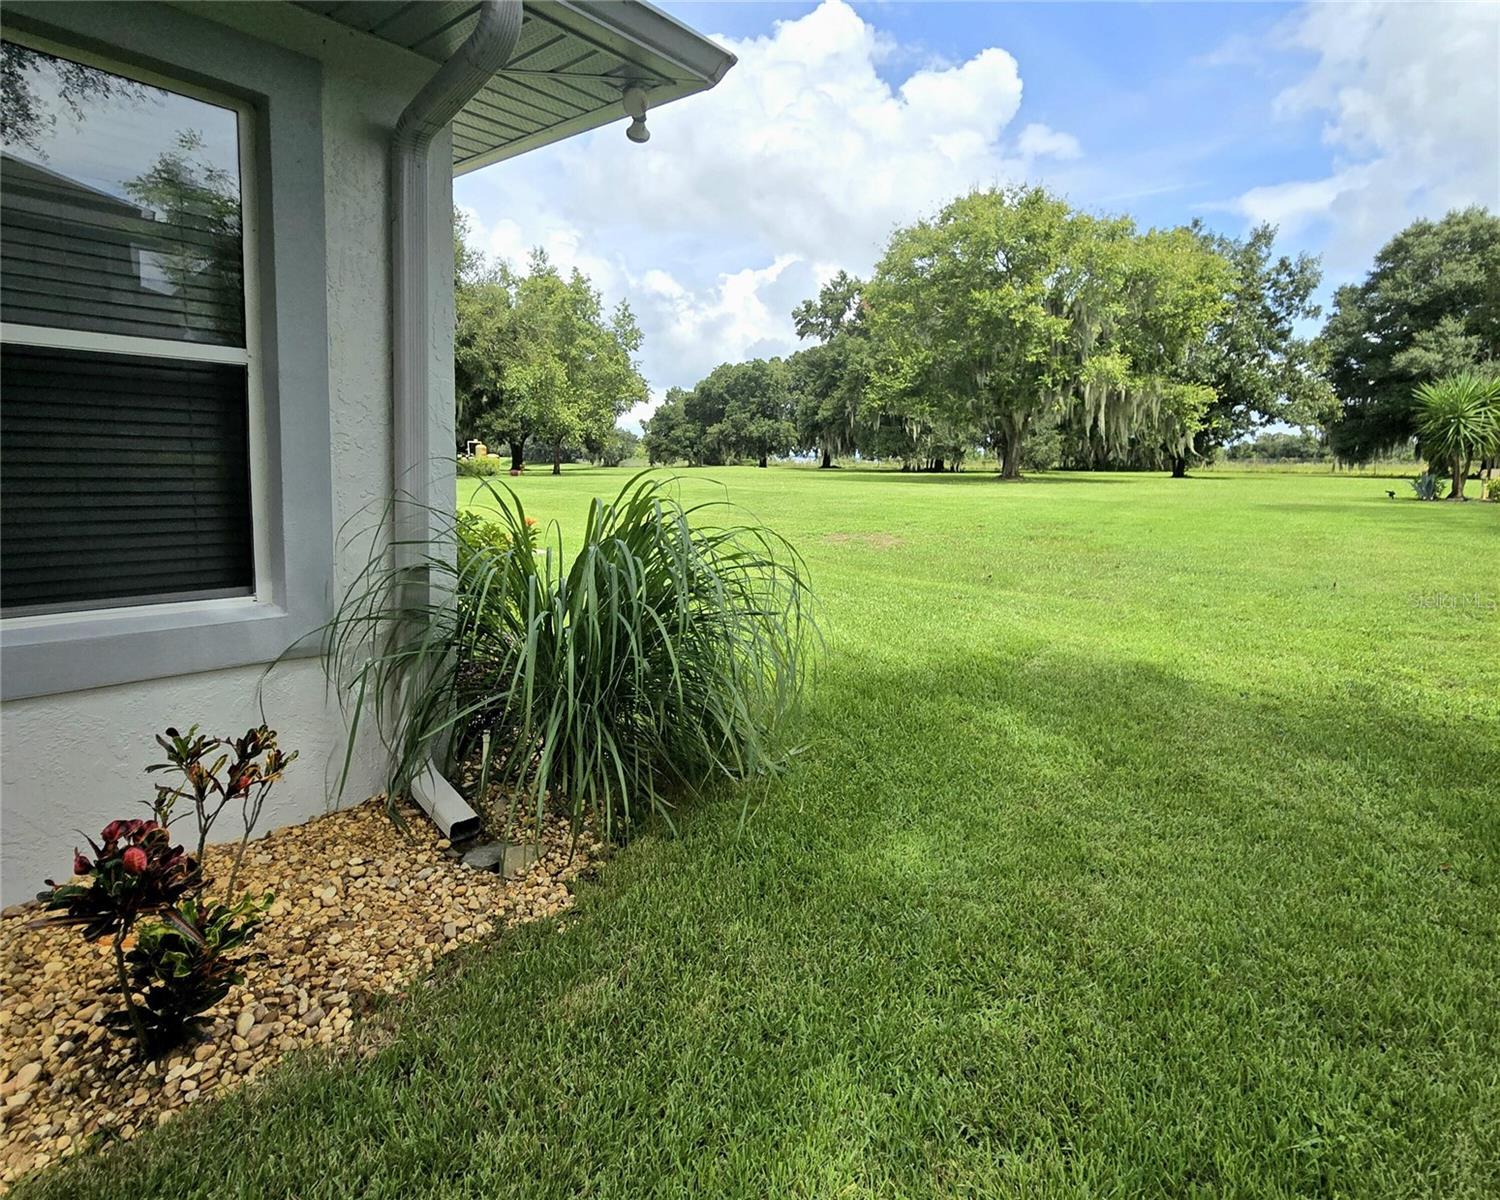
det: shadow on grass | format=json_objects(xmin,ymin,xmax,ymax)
[{"xmin": 796, "ymin": 641, "xmax": 1498, "ymax": 861}]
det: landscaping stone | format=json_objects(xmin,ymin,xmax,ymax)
[
  {"xmin": 0, "ymin": 797, "xmax": 599, "ymax": 1190},
  {"xmin": 460, "ymin": 842, "xmax": 541, "ymax": 878}
]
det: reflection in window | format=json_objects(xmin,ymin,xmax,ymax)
[{"xmin": 0, "ymin": 41, "xmax": 245, "ymax": 345}]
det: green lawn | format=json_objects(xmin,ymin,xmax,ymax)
[{"xmin": 33, "ymin": 468, "xmax": 1500, "ymax": 1198}]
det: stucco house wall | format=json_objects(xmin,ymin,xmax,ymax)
[{"xmin": 0, "ymin": 3, "xmax": 455, "ymax": 902}]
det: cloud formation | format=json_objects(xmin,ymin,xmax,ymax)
[{"xmin": 1232, "ymin": 3, "xmax": 1499, "ymax": 266}]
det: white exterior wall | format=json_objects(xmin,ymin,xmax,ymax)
[{"xmin": 0, "ymin": 5, "xmax": 456, "ymax": 903}]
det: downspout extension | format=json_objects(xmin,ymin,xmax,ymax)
[{"xmin": 391, "ymin": 0, "xmax": 522, "ymax": 841}]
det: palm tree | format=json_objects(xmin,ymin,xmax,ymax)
[{"xmin": 1413, "ymin": 373, "xmax": 1500, "ymax": 501}]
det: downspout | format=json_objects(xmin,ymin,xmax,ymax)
[{"xmin": 391, "ymin": 0, "xmax": 523, "ymax": 841}]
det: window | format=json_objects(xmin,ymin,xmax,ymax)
[{"xmin": 1, "ymin": 37, "xmax": 258, "ymax": 615}]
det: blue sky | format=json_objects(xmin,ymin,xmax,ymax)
[{"xmin": 455, "ymin": 1, "xmax": 1499, "ymax": 427}]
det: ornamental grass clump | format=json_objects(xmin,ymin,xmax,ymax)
[{"xmin": 325, "ymin": 471, "xmax": 814, "ymax": 839}]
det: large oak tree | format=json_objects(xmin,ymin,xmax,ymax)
[{"xmin": 865, "ymin": 187, "xmax": 1227, "ymax": 478}]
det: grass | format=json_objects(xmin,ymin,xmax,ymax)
[{"xmin": 28, "ymin": 468, "xmax": 1499, "ymax": 1198}]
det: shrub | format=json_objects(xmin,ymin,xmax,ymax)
[
  {"xmin": 1486, "ymin": 476, "xmax": 1500, "ymax": 502},
  {"xmin": 148, "ymin": 724, "xmax": 297, "ymax": 897},
  {"xmin": 457, "ymin": 455, "xmax": 503, "ymax": 478},
  {"xmin": 324, "ymin": 471, "xmax": 814, "ymax": 838},
  {"xmin": 123, "ymin": 894, "xmax": 270, "ymax": 1052},
  {"xmin": 44, "ymin": 821, "xmax": 202, "ymax": 941},
  {"xmin": 42, "ymin": 820, "xmax": 202, "ymax": 1051},
  {"xmin": 39, "ymin": 727, "xmax": 292, "ymax": 1055},
  {"xmin": 1410, "ymin": 473, "xmax": 1447, "ymax": 501},
  {"xmin": 456, "ymin": 510, "xmax": 512, "ymax": 563}
]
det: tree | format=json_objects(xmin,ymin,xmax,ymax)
[
  {"xmin": 644, "ymin": 360, "xmax": 796, "ymax": 467},
  {"xmin": 788, "ymin": 344, "xmax": 854, "ymax": 468},
  {"xmin": 586, "ymin": 425, "xmax": 640, "ymax": 467},
  {"xmin": 125, "ymin": 130, "xmax": 244, "ymax": 342},
  {"xmin": 454, "ymin": 226, "xmax": 647, "ymax": 475},
  {"xmin": 1183, "ymin": 223, "xmax": 1328, "ymax": 463},
  {"xmin": 866, "ymin": 187, "xmax": 1226, "ymax": 479},
  {"xmin": 454, "ymin": 209, "xmax": 489, "ymax": 289},
  {"xmin": 1118, "ymin": 226, "xmax": 1233, "ymax": 477},
  {"xmin": 867, "ymin": 187, "xmax": 1083, "ymax": 479},
  {"xmin": 681, "ymin": 379, "xmax": 730, "ymax": 465},
  {"xmin": 1413, "ymin": 373, "xmax": 1500, "ymax": 501},
  {"xmin": 1323, "ymin": 208, "xmax": 1500, "ymax": 462},
  {"xmin": 642, "ymin": 388, "xmax": 698, "ymax": 464},
  {"xmin": 454, "ymin": 257, "xmax": 514, "ymax": 452},
  {"xmin": 790, "ymin": 271, "xmax": 866, "ymax": 468},
  {"xmin": 1225, "ymin": 430, "xmax": 1330, "ymax": 463},
  {"xmin": 1, "ymin": 41, "xmax": 150, "ymax": 156},
  {"xmin": 697, "ymin": 359, "xmax": 793, "ymax": 468}
]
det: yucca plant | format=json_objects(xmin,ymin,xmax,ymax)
[
  {"xmin": 323, "ymin": 472, "xmax": 813, "ymax": 839},
  {"xmin": 1409, "ymin": 473, "xmax": 1447, "ymax": 501},
  {"xmin": 1413, "ymin": 373, "xmax": 1500, "ymax": 501}
]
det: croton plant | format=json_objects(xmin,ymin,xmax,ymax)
[{"xmin": 39, "ymin": 726, "xmax": 294, "ymax": 1057}]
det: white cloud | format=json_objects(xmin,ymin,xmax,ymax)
[
  {"xmin": 1234, "ymin": 170, "xmax": 1362, "ymax": 236},
  {"xmin": 1231, "ymin": 2, "xmax": 1499, "ymax": 267},
  {"xmin": 455, "ymin": 0, "xmax": 1070, "ymax": 423},
  {"xmin": 1017, "ymin": 123, "xmax": 1082, "ymax": 161}
]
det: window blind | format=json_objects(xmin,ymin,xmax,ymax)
[{"xmin": 0, "ymin": 344, "xmax": 254, "ymax": 613}]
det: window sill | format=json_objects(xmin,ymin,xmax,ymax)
[{"xmin": 0, "ymin": 595, "xmax": 324, "ymax": 701}]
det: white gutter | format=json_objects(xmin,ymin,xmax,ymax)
[{"xmin": 391, "ymin": 0, "xmax": 522, "ymax": 841}]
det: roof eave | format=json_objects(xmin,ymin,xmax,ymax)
[
  {"xmin": 548, "ymin": 1, "xmax": 737, "ymax": 88},
  {"xmin": 453, "ymin": 2, "xmax": 734, "ymax": 177},
  {"xmin": 455, "ymin": 76, "xmax": 700, "ymax": 175}
]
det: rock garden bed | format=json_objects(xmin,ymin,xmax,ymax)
[{"xmin": 0, "ymin": 797, "xmax": 599, "ymax": 1189}]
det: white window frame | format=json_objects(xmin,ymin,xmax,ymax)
[{"xmin": 0, "ymin": 27, "xmax": 272, "ymax": 623}]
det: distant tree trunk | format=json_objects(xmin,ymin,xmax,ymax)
[
  {"xmin": 509, "ymin": 439, "xmax": 525, "ymax": 473},
  {"xmin": 1170, "ymin": 454, "xmax": 1188, "ymax": 479},
  {"xmin": 757, "ymin": 453, "xmax": 768, "ymax": 469},
  {"xmin": 1450, "ymin": 457, "xmax": 1467, "ymax": 500},
  {"xmin": 930, "ymin": 456, "xmax": 944, "ymax": 473},
  {"xmin": 996, "ymin": 414, "xmax": 1027, "ymax": 480},
  {"xmin": 552, "ymin": 446, "xmax": 563, "ymax": 476},
  {"xmin": 820, "ymin": 448, "xmax": 832, "ymax": 469}
]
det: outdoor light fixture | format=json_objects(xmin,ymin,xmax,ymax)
[{"xmin": 622, "ymin": 84, "xmax": 650, "ymax": 143}]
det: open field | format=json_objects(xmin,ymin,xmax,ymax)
[{"xmin": 31, "ymin": 468, "xmax": 1499, "ymax": 1198}]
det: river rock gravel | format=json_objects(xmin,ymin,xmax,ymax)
[{"xmin": 0, "ymin": 797, "xmax": 598, "ymax": 1189}]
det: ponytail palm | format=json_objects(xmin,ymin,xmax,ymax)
[{"xmin": 1413, "ymin": 373, "xmax": 1500, "ymax": 500}]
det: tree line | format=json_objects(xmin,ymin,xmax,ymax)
[{"xmin": 642, "ymin": 188, "xmax": 1498, "ymax": 479}]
